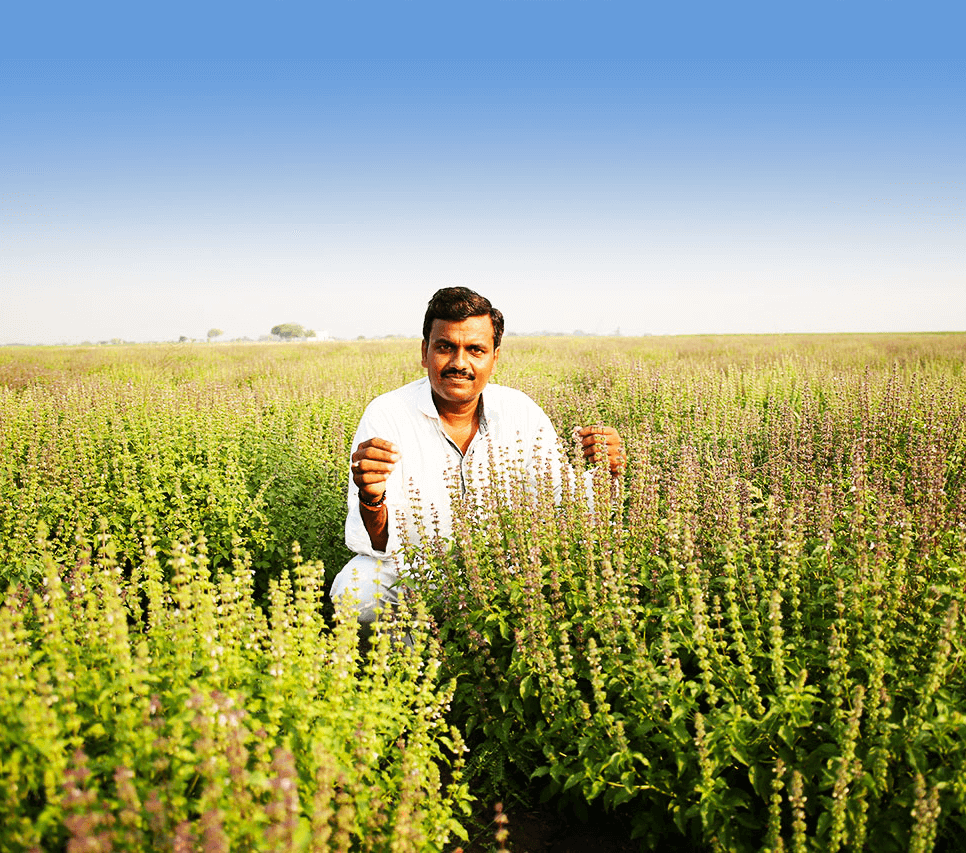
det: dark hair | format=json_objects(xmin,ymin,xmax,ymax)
[{"xmin": 422, "ymin": 287, "xmax": 505, "ymax": 349}]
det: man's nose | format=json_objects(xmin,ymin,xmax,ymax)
[{"xmin": 452, "ymin": 347, "xmax": 468, "ymax": 368}]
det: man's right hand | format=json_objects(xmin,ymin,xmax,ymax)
[{"xmin": 350, "ymin": 438, "xmax": 401, "ymax": 503}]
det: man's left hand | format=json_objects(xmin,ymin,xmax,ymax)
[{"xmin": 576, "ymin": 425, "xmax": 625, "ymax": 477}]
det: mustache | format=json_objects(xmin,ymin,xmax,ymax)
[{"xmin": 442, "ymin": 369, "xmax": 474, "ymax": 379}]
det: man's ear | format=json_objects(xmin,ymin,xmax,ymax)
[
  {"xmin": 420, "ymin": 339, "xmax": 428, "ymax": 368},
  {"xmin": 493, "ymin": 345, "xmax": 500, "ymax": 364}
]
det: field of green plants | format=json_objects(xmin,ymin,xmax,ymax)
[{"xmin": 1, "ymin": 333, "xmax": 964, "ymax": 852}]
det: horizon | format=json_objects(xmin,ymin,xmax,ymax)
[{"xmin": 5, "ymin": 328, "xmax": 966, "ymax": 350}]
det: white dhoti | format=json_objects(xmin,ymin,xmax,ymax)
[{"xmin": 329, "ymin": 554, "xmax": 403, "ymax": 624}]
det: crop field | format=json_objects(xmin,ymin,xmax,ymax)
[{"xmin": 1, "ymin": 333, "xmax": 965, "ymax": 852}]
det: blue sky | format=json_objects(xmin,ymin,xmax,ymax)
[{"xmin": 1, "ymin": 2, "xmax": 963, "ymax": 344}]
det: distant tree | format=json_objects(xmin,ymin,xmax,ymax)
[
  {"xmin": 207, "ymin": 328, "xmax": 224, "ymax": 341},
  {"xmin": 178, "ymin": 335, "xmax": 189, "ymax": 343},
  {"xmin": 271, "ymin": 323, "xmax": 310, "ymax": 340}
]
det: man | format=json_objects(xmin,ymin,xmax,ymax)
[{"xmin": 330, "ymin": 287, "xmax": 624, "ymax": 622}]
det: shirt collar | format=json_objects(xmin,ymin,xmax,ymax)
[
  {"xmin": 416, "ymin": 377, "xmax": 439, "ymax": 419},
  {"xmin": 416, "ymin": 376, "xmax": 496, "ymax": 431}
]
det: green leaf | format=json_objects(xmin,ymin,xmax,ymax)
[{"xmin": 563, "ymin": 773, "xmax": 582, "ymax": 792}]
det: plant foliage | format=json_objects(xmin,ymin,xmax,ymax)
[
  {"xmin": 0, "ymin": 532, "xmax": 469, "ymax": 851},
  {"xmin": 1, "ymin": 334, "xmax": 965, "ymax": 851}
]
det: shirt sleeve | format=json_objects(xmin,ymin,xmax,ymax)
[
  {"xmin": 517, "ymin": 399, "xmax": 566, "ymax": 502},
  {"xmin": 526, "ymin": 400, "xmax": 596, "ymax": 506},
  {"xmin": 344, "ymin": 404, "xmax": 404, "ymax": 560}
]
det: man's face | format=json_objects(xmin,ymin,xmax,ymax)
[{"xmin": 421, "ymin": 315, "xmax": 500, "ymax": 408}]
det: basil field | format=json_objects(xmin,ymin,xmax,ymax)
[{"xmin": 1, "ymin": 334, "xmax": 964, "ymax": 852}]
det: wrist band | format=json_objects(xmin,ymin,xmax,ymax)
[{"xmin": 359, "ymin": 490, "xmax": 387, "ymax": 509}]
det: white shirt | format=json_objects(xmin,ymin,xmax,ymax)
[{"xmin": 344, "ymin": 377, "xmax": 565, "ymax": 563}]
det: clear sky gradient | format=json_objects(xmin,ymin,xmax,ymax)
[{"xmin": 2, "ymin": 2, "xmax": 963, "ymax": 344}]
